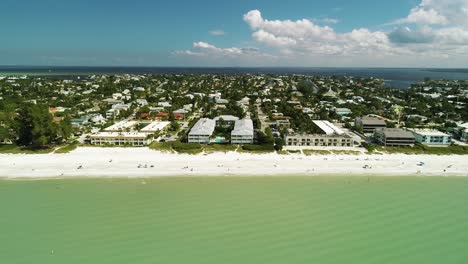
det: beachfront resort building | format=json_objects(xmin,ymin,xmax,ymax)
[
  {"xmin": 285, "ymin": 134, "xmax": 353, "ymax": 147},
  {"xmin": 355, "ymin": 116, "xmax": 387, "ymax": 133},
  {"xmin": 188, "ymin": 118, "xmax": 216, "ymax": 144},
  {"xmin": 214, "ymin": 115, "xmax": 239, "ymax": 127},
  {"xmin": 456, "ymin": 123, "xmax": 468, "ymax": 142},
  {"xmin": 284, "ymin": 120, "xmax": 353, "ymax": 147},
  {"xmin": 103, "ymin": 120, "xmax": 137, "ymax": 132},
  {"xmin": 140, "ymin": 121, "xmax": 170, "ymax": 134},
  {"xmin": 407, "ymin": 129, "xmax": 452, "ymax": 147},
  {"xmin": 374, "ymin": 128, "xmax": 416, "ymax": 147},
  {"xmin": 231, "ymin": 119, "xmax": 254, "ymax": 144},
  {"xmin": 90, "ymin": 132, "xmax": 151, "ymax": 146}
]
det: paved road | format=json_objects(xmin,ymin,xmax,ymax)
[{"xmin": 255, "ymin": 103, "xmax": 268, "ymax": 132}]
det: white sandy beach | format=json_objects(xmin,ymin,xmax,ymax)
[{"xmin": 0, "ymin": 147, "xmax": 467, "ymax": 178}]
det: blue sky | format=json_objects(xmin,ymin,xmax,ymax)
[{"xmin": 1, "ymin": 0, "xmax": 468, "ymax": 67}]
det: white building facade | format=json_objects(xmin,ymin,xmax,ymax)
[
  {"xmin": 407, "ymin": 129, "xmax": 452, "ymax": 146},
  {"xmin": 90, "ymin": 132, "xmax": 151, "ymax": 146},
  {"xmin": 284, "ymin": 120, "xmax": 352, "ymax": 147},
  {"xmin": 457, "ymin": 123, "xmax": 468, "ymax": 142},
  {"xmin": 285, "ymin": 134, "xmax": 352, "ymax": 147},
  {"xmin": 231, "ymin": 119, "xmax": 254, "ymax": 144},
  {"xmin": 188, "ymin": 118, "xmax": 216, "ymax": 144}
]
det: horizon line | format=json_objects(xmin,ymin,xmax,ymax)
[{"xmin": 1, "ymin": 65, "xmax": 468, "ymax": 70}]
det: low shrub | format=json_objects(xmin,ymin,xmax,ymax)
[{"xmin": 242, "ymin": 144, "xmax": 275, "ymax": 152}]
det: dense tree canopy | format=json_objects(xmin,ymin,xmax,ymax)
[{"xmin": 15, "ymin": 104, "xmax": 72, "ymax": 147}]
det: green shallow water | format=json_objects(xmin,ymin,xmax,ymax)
[{"xmin": 1, "ymin": 176, "xmax": 468, "ymax": 264}]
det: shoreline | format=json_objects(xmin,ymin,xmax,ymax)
[
  {"xmin": 1, "ymin": 147, "xmax": 467, "ymax": 178},
  {"xmin": 1, "ymin": 173, "xmax": 464, "ymax": 181}
]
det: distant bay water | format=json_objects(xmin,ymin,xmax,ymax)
[{"xmin": 1, "ymin": 66, "xmax": 468, "ymax": 89}]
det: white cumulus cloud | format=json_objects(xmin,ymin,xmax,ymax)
[
  {"xmin": 175, "ymin": 0, "xmax": 468, "ymax": 67},
  {"xmin": 209, "ymin": 30, "xmax": 226, "ymax": 36},
  {"xmin": 243, "ymin": 10, "xmax": 398, "ymax": 57},
  {"xmin": 321, "ymin": 18, "xmax": 339, "ymax": 24},
  {"xmin": 388, "ymin": 0, "xmax": 468, "ymax": 46},
  {"xmin": 393, "ymin": 7, "xmax": 448, "ymax": 25},
  {"xmin": 173, "ymin": 41, "xmax": 277, "ymax": 66}
]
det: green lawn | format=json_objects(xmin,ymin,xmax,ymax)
[
  {"xmin": 203, "ymin": 144, "xmax": 238, "ymax": 153},
  {"xmin": 148, "ymin": 142, "xmax": 175, "ymax": 153},
  {"xmin": 376, "ymin": 144, "xmax": 468, "ymax": 155},
  {"xmin": 0, "ymin": 144, "xmax": 55, "ymax": 154}
]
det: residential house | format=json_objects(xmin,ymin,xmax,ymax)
[
  {"xmin": 173, "ymin": 109, "xmax": 189, "ymax": 119},
  {"xmin": 103, "ymin": 98, "xmax": 124, "ymax": 105},
  {"xmin": 334, "ymin": 108, "xmax": 352, "ymax": 116},
  {"xmin": 158, "ymin": 102, "xmax": 172, "ymax": 108},
  {"xmin": 133, "ymin": 87, "xmax": 145, "ymax": 92},
  {"xmin": 112, "ymin": 103, "xmax": 132, "ymax": 111},
  {"xmin": 135, "ymin": 99, "xmax": 148, "ymax": 106},
  {"xmin": 71, "ymin": 117, "xmax": 88, "ymax": 127},
  {"xmin": 106, "ymin": 109, "xmax": 118, "ymax": 119},
  {"xmin": 276, "ymin": 120, "xmax": 291, "ymax": 129},
  {"xmin": 323, "ymin": 88, "xmax": 338, "ymax": 98},
  {"xmin": 112, "ymin": 93, "xmax": 123, "ymax": 100},
  {"xmin": 215, "ymin": 98, "xmax": 229, "ymax": 104}
]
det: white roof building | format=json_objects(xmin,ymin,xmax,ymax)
[
  {"xmin": 136, "ymin": 99, "xmax": 148, "ymax": 106},
  {"xmin": 103, "ymin": 98, "xmax": 124, "ymax": 105},
  {"xmin": 104, "ymin": 120, "xmax": 137, "ymax": 132},
  {"xmin": 232, "ymin": 119, "xmax": 254, "ymax": 136},
  {"xmin": 237, "ymin": 97, "xmax": 250, "ymax": 105},
  {"xmin": 90, "ymin": 132, "xmax": 150, "ymax": 146},
  {"xmin": 189, "ymin": 118, "xmax": 216, "ymax": 135},
  {"xmin": 112, "ymin": 103, "xmax": 132, "ymax": 111},
  {"xmin": 458, "ymin": 123, "xmax": 468, "ymax": 130},
  {"xmin": 407, "ymin": 129, "xmax": 449, "ymax": 137},
  {"xmin": 214, "ymin": 115, "xmax": 239, "ymax": 123},
  {"xmin": 188, "ymin": 118, "xmax": 216, "ymax": 144},
  {"xmin": 313, "ymin": 120, "xmax": 344, "ymax": 135},
  {"xmin": 173, "ymin": 109, "xmax": 189, "ymax": 114},
  {"xmin": 140, "ymin": 121, "xmax": 170, "ymax": 134},
  {"xmin": 231, "ymin": 119, "xmax": 254, "ymax": 144},
  {"xmin": 406, "ymin": 128, "xmax": 452, "ymax": 146},
  {"xmin": 90, "ymin": 114, "xmax": 106, "ymax": 124},
  {"xmin": 158, "ymin": 102, "xmax": 172, "ymax": 108},
  {"xmin": 133, "ymin": 87, "xmax": 145, "ymax": 92},
  {"xmin": 302, "ymin": 108, "xmax": 313, "ymax": 114},
  {"xmin": 183, "ymin": 104, "xmax": 193, "ymax": 111},
  {"xmin": 457, "ymin": 123, "xmax": 468, "ymax": 142},
  {"xmin": 215, "ymin": 98, "xmax": 229, "ymax": 104},
  {"xmin": 91, "ymin": 132, "xmax": 147, "ymax": 139},
  {"xmin": 112, "ymin": 93, "xmax": 123, "ymax": 99}
]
